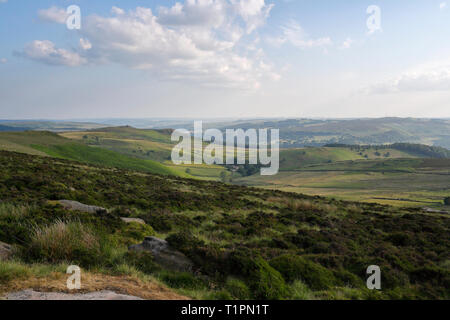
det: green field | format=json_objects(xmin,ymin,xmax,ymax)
[
  {"xmin": 237, "ymin": 158, "xmax": 450, "ymax": 208},
  {"xmin": 0, "ymin": 131, "xmax": 180, "ymax": 177}
]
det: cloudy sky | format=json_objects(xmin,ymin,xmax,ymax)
[{"xmin": 1, "ymin": 0, "xmax": 450, "ymax": 119}]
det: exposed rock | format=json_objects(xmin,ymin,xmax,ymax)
[
  {"xmin": 129, "ymin": 236, "xmax": 193, "ymax": 272},
  {"xmin": 423, "ymin": 207, "xmax": 449, "ymax": 215},
  {"xmin": 57, "ymin": 200, "xmax": 108, "ymax": 214},
  {"xmin": 121, "ymin": 217, "xmax": 146, "ymax": 224},
  {"xmin": 6, "ymin": 290, "xmax": 143, "ymax": 300},
  {"xmin": 0, "ymin": 241, "xmax": 12, "ymax": 260}
]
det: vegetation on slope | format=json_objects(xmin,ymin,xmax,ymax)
[
  {"xmin": 0, "ymin": 131, "xmax": 179, "ymax": 176},
  {"xmin": 0, "ymin": 151, "xmax": 448, "ymax": 300}
]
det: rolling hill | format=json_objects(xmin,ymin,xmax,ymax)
[
  {"xmin": 0, "ymin": 131, "xmax": 179, "ymax": 177},
  {"xmin": 206, "ymin": 117, "xmax": 450, "ymax": 149},
  {"xmin": 0, "ymin": 150, "xmax": 449, "ymax": 299}
]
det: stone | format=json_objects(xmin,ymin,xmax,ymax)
[
  {"xmin": 6, "ymin": 290, "xmax": 143, "ymax": 300},
  {"xmin": 129, "ymin": 236, "xmax": 193, "ymax": 272},
  {"xmin": 0, "ymin": 241, "xmax": 12, "ymax": 260},
  {"xmin": 121, "ymin": 217, "xmax": 146, "ymax": 224},
  {"xmin": 57, "ymin": 200, "xmax": 108, "ymax": 214}
]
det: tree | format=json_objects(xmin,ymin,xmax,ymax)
[{"xmin": 444, "ymin": 197, "xmax": 450, "ymax": 205}]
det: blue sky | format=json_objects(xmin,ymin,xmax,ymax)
[{"xmin": 1, "ymin": 0, "xmax": 450, "ymax": 119}]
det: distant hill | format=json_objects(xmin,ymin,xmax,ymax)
[
  {"xmin": 0, "ymin": 131, "xmax": 180, "ymax": 176},
  {"xmin": 0, "ymin": 120, "xmax": 107, "ymax": 132},
  {"xmin": 208, "ymin": 117, "xmax": 450, "ymax": 149},
  {"xmin": 0, "ymin": 125, "xmax": 30, "ymax": 132}
]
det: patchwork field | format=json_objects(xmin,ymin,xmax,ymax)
[{"xmin": 237, "ymin": 158, "xmax": 450, "ymax": 208}]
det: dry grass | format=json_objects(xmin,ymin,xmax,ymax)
[
  {"xmin": 0, "ymin": 270, "xmax": 188, "ymax": 300},
  {"xmin": 29, "ymin": 220, "xmax": 100, "ymax": 263}
]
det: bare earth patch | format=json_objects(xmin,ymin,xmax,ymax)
[{"xmin": 0, "ymin": 272, "xmax": 189, "ymax": 300}]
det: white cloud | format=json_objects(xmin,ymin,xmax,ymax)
[
  {"xmin": 440, "ymin": 2, "xmax": 447, "ymax": 10},
  {"xmin": 267, "ymin": 20, "xmax": 332, "ymax": 49},
  {"xmin": 79, "ymin": 38, "xmax": 92, "ymax": 50},
  {"xmin": 366, "ymin": 60, "xmax": 450, "ymax": 94},
  {"xmin": 158, "ymin": 0, "xmax": 227, "ymax": 28},
  {"xmin": 24, "ymin": 3, "xmax": 277, "ymax": 89},
  {"xmin": 37, "ymin": 6, "xmax": 68, "ymax": 24},
  {"xmin": 231, "ymin": 0, "xmax": 274, "ymax": 33},
  {"xmin": 340, "ymin": 37, "xmax": 353, "ymax": 50},
  {"xmin": 111, "ymin": 6, "xmax": 125, "ymax": 15},
  {"xmin": 19, "ymin": 40, "xmax": 86, "ymax": 66}
]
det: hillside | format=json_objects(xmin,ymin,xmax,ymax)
[
  {"xmin": 206, "ymin": 118, "xmax": 450, "ymax": 149},
  {"xmin": 60, "ymin": 126, "xmax": 231, "ymax": 181},
  {"xmin": 277, "ymin": 146, "xmax": 419, "ymax": 171},
  {"xmin": 237, "ymin": 158, "xmax": 450, "ymax": 207},
  {"xmin": 0, "ymin": 131, "xmax": 179, "ymax": 177},
  {"xmin": 0, "ymin": 150, "xmax": 449, "ymax": 299}
]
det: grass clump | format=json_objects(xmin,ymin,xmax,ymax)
[
  {"xmin": 23, "ymin": 220, "xmax": 101, "ymax": 267},
  {"xmin": 288, "ymin": 280, "xmax": 315, "ymax": 300},
  {"xmin": 225, "ymin": 277, "xmax": 251, "ymax": 300}
]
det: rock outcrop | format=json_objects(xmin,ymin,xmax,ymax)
[
  {"xmin": 129, "ymin": 236, "xmax": 193, "ymax": 272},
  {"xmin": 57, "ymin": 200, "xmax": 108, "ymax": 214},
  {"xmin": 121, "ymin": 217, "xmax": 146, "ymax": 224},
  {"xmin": 0, "ymin": 241, "xmax": 12, "ymax": 260},
  {"xmin": 6, "ymin": 290, "xmax": 143, "ymax": 300}
]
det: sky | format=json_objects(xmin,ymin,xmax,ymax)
[{"xmin": 0, "ymin": 0, "xmax": 450, "ymax": 120}]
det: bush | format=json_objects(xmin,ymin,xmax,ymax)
[
  {"xmin": 117, "ymin": 222, "xmax": 155, "ymax": 245},
  {"xmin": 225, "ymin": 277, "xmax": 251, "ymax": 300},
  {"xmin": 334, "ymin": 269, "xmax": 364, "ymax": 288},
  {"xmin": 269, "ymin": 254, "xmax": 336, "ymax": 290},
  {"xmin": 23, "ymin": 220, "xmax": 101, "ymax": 267},
  {"xmin": 444, "ymin": 197, "xmax": 450, "ymax": 205},
  {"xmin": 166, "ymin": 231, "xmax": 205, "ymax": 253},
  {"xmin": 125, "ymin": 251, "xmax": 160, "ymax": 274},
  {"xmin": 229, "ymin": 250, "xmax": 288, "ymax": 300}
]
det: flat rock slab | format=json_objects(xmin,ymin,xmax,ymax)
[
  {"xmin": 6, "ymin": 290, "xmax": 143, "ymax": 300},
  {"xmin": 57, "ymin": 200, "xmax": 108, "ymax": 214},
  {"xmin": 121, "ymin": 217, "xmax": 146, "ymax": 224}
]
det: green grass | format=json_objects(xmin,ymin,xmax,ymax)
[
  {"xmin": 278, "ymin": 147, "xmax": 419, "ymax": 171},
  {"xmin": 0, "ymin": 131, "xmax": 181, "ymax": 176},
  {"xmin": 0, "ymin": 150, "xmax": 449, "ymax": 299},
  {"xmin": 32, "ymin": 143, "xmax": 177, "ymax": 176},
  {"xmin": 238, "ymin": 158, "xmax": 450, "ymax": 208}
]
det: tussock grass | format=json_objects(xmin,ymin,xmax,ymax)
[
  {"xmin": 289, "ymin": 280, "xmax": 315, "ymax": 300},
  {"xmin": 25, "ymin": 220, "xmax": 100, "ymax": 265}
]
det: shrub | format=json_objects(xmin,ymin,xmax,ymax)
[
  {"xmin": 125, "ymin": 251, "xmax": 160, "ymax": 274},
  {"xmin": 166, "ymin": 231, "xmax": 205, "ymax": 253},
  {"xmin": 23, "ymin": 220, "xmax": 101, "ymax": 267},
  {"xmin": 269, "ymin": 254, "xmax": 336, "ymax": 290},
  {"xmin": 334, "ymin": 269, "xmax": 364, "ymax": 288},
  {"xmin": 225, "ymin": 277, "xmax": 251, "ymax": 300},
  {"xmin": 229, "ymin": 250, "xmax": 288, "ymax": 300},
  {"xmin": 444, "ymin": 197, "xmax": 450, "ymax": 205},
  {"xmin": 116, "ymin": 222, "xmax": 155, "ymax": 245}
]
